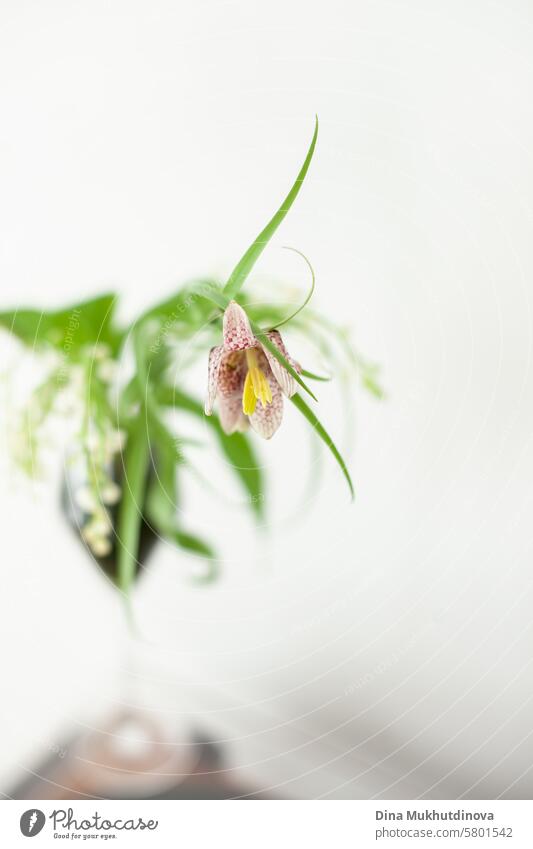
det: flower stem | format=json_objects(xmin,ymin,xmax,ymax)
[{"xmin": 116, "ymin": 408, "xmax": 150, "ymax": 602}]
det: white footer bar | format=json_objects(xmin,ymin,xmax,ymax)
[{"xmin": 1, "ymin": 799, "xmax": 532, "ymax": 848}]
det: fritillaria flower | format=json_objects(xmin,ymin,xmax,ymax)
[{"xmin": 205, "ymin": 301, "xmax": 300, "ymax": 439}]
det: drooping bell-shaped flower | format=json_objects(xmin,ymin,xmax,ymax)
[{"xmin": 205, "ymin": 301, "xmax": 301, "ymax": 439}]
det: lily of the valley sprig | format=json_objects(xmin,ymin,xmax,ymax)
[{"xmin": 0, "ymin": 116, "xmax": 382, "ymax": 601}]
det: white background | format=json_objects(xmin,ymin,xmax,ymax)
[{"xmin": 1, "ymin": 0, "xmax": 532, "ymax": 799}]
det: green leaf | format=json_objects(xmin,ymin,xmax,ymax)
[
  {"xmin": 0, "ymin": 293, "xmax": 121, "ymax": 355},
  {"xmin": 144, "ymin": 410, "xmax": 217, "ymax": 580},
  {"xmin": 135, "ymin": 279, "xmax": 228, "ymax": 331},
  {"xmin": 290, "ymin": 392, "xmax": 354, "ymax": 499},
  {"xmin": 362, "ymin": 373, "xmax": 385, "ymax": 400},
  {"xmin": 358, "ymin": 361, "xmax": 385, "ymax": 400},
  {"xmin": 131, "ymin": 321, "xmax": 151, "ymax": 394},
  {"xmin": 156, "ymin": 385, "xmax": 265, "ymax": 519},
  {"xmin": 251, "ymin": 319, "xmax": 317, "ymax": 402},
  {"xmin": 118, "ymin": 376, "xmax": 142, "ymax": 420},
  {"xmin": 172, "ymin": 529, "xmax": 214, "ymax": 559},
  {"xmin": 116, "ymin": 410, "xmax": 151, "ymax": 599},
  {"xmin": 144, "ymin": 468, "xmax": 175, "ymax": 532},
  {"xmin": 130, "ymin": 321, "xmax": 174, "ymax": 426},
  {"xmin": 241, "ymin": 302, "xmax": 292, "ymax": 328},
  {"xmin": 193, "ymin": 281, "xmax": 230, "ymax": 311},
  {"xmin": 147, "ymin": 409, "xmax": 183, "ymax": 468},
  {"xmin": 223, "ymin": 117, "xmax": 319, "ymax": 299},
  {"xmin": 127, "ymin": 328, "xmax": 222, "ymax": 575},
  {"xmin": 211, "ymin": 426, "xmax": 265, "ymax": 518},
  {"xmin": 301, "ymin": 369, "xmax": 331, "ymax": 382}
]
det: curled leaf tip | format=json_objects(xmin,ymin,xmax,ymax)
[{"xmin": 271, "ymin": 246, "xmax": 316, "ymax": 330}]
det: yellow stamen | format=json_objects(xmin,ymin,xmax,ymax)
[
  {"xmin": 242, "ymin": 370, "xmax": 257, "ymax": 415},
  {"xmin": 242, "ymin": 349, "xmax": 273, "ymax": 414}
]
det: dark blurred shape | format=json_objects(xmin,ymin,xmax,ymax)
[
  {"xmin": 61, "ymin": 463, "xmax": 158, "ymax": 586},
  {"xmin": 9, "ymin": 716, "xmax": 273, "ymax": 800}
]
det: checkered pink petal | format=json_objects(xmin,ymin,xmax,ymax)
[
  {"xmin": 259, "ymin": 330, "xmax": 298, "ymax": 398},
  {"xmin": 205, "ymin": 301, "xmax": 304, "ymax": 439},
  {"xmin": 249, "ymin": 372, "xmax": 284, "ymax": 439},
  {"xmin": 223, "ymin": 301, "xmax": 257, "ymax": 351},
  {"xmin": 217, "ymin": 352, "xmax": 248, "ymax": 397},
  {"xmin": 219, "ymin": 394, "xmax": 250, "ymax": 434},
  {"xmin": 205, "ymin": 345, "xmax": 224, "ymax": 415}
]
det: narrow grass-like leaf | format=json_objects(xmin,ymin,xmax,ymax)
[
  {"xmin": 271, "ymin": 246, "xmax": 315, "ymax": 330},
  {"xmin": 223, "ymin": 117, "xmax": 319, "ymax": 300},
  {"xmin": 134, "ymin": 279, "xmax": 227, "ymax": 327},
  {"xmin": 156, "ymin": 385, "xmax": 265, "ymax": 518},
  {"xmin": 251, "ymin": 319, "xmax": 317, "ymax": 402},
  {"xmin": 172, "ymin": 529, "xmax": 214, "ymax": 559},
  {"xmin": 301, "ymin": 369, "xmax": 331, "ymax": 382},
  {"xmin": 145, "ymin": 483, "xmax": 217, "ymax": 582},
  {"xmin": 209, "ymin": 426, "xmax": 265, "ymax": 518},
  {"xmin": 145, "ymin": 456, "xmax": 217, "ymax": 579},
  {"xmin": 143, "ymin": 406, "xmax": 218, "ymax": 578},
  {"xmin": 116, "ymin": 412, "xmax": 151, "ymax": 597},
  {"xmin": 193, "ymin": 281, "xmax": 230, "ymax": 311},
  {"xmin": 290, "ymin": 392, "xmax": 354, "ymax": 499},
  {"xmin": 361, "ymin": 372, "xmax": 385, "ymax": 399}
]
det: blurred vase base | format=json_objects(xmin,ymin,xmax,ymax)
[
  {"xmin": 71, "ymin": 708, "xmax": 201, "ymax": 798},
  {"xmin": 9, "ymin": 711, "xmax": 273, "ymax": 799}
]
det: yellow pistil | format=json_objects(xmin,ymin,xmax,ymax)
[{"xmin": 242, "ymin": 349, "xmax": 272, "ymax": 415}]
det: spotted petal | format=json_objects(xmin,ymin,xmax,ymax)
[
  {"xmin": 223, "ymin": 300, "xmax": 256, "ymax": 352},
  {"xmin": 205, "ymin": 345, "xmax": 224, "ymax": 415},
  {"xmin": 249, "ymin": 374, "xmax": 283, "ymax": 439},
  {"xmin": 218, "ymin": 352, "xmax": 247, "ymax": 397},
  {"xmin": 260, "ymin": 330, "xmax": 298, "ymax": 398},
  {"xmin": 219, "ymin": 394, "xmax": 250, "ymax": 434}
]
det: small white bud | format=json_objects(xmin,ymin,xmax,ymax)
[
  {"xmin": 106, "ymin": 429, "xmax": 127, "ymax": 454},
  {"xmin": 85, "ymin": 429, "xmax": 101, "ymax": 452},
  {"xmin": 97, "ymin": 360, "xmax": 118, "ymax": 383},
  {"xmin": 88, "ymin": 343, "xmax": 111, "ymax": 362},
  {"xmin": 74, "ymin": 486, "xmax": 97, "ymax": 513},
  {"xmin": 101, "ymin": 480, "xmax": 121, "ymax": 505},
  {"xmin": 83, "ymin": 512, "xmax": 113, "ymax": 540},
  {"xmin": 89, "ymin": 536, "xmax": 113, "ymax": 557}
]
